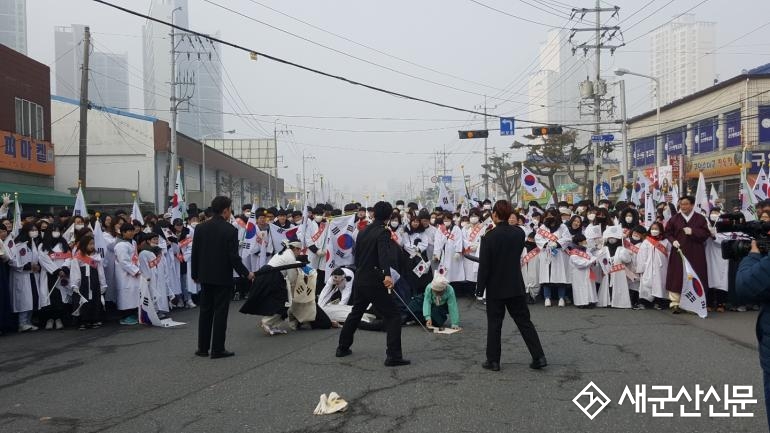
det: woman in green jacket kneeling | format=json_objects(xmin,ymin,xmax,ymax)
[{"xmin": 423, "ymin": 274, "xmax": 461, "ymax": 330}]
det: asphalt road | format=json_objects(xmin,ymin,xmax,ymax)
[{"xmin": 0, "ymin": 298, "xmax": 765, "ymax": 433}]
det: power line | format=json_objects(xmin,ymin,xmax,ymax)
[
  {"xmin": 467, "ymin": 0, "xmax": 566, "ymax": 28},
  {"xmin": 91, "ymin": 0, "xmax": 548, "ymax": 124},
  {"xmin": 623, "ymin": 0, "xmax": 710, "ymax": 46}
]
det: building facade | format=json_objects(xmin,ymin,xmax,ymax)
[
  {"xmin": 142, "ymin": 0, "xmax": 224, "ymax": 140},
  {"xmin": 627, "ymin": 69, "xmax": 770, "ymax": 207},
  {"xmin": 54, "ymin": 24, "xmax": 130, "ymax": 109},
  {"xmin": 527, "ymin": 29, "xmax": 581, "ymax": 130},
  {"xmin": 0, "ymin": 0, "xmax": 26, "ymax": 55},
  {"xmin": 51, "ymin": 96, "xmax": 282, "ymax": 213},
  {"xmin": 650, "ymin": 14, "xmax": 716, "ymax": 107}
]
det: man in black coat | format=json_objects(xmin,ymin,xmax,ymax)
[
  {"xmin": 191, "ymin": 196, "xmax": 253, "ymax": 359},
  {"xmin": 477, "ymin": 200, "xmax": 546, "ymax": 372},
  {"xmin": 335, "ymin": 201, "xmax": 410, "ymax": 367}
]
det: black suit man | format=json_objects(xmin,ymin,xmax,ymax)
[
  {"xmin": 477, "ymin": 200, "xmax": 546, "ymax": 371},
  {"xmin": 191, "ymin": 196, "xmax": 253, "ymax": 359},
  {"xmin": 336, "ymin": 201, "xmax": 410, "ymax": 367}
]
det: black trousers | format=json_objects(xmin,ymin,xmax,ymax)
[
  {"xmin": 198, "ymin": 284, "xmax": 233, "ymax": 353},
  {"xmin": 338, "ymin": 282, "xmax": 402, "ymax": 359},
  {"xmin": 486, "ymin": 296, "xmax": 545, "ymax": 363}
]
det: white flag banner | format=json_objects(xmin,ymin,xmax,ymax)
[
  {"xmin": 679, "ymin": 252, "xmax": 707, "ymax": 318},
  {"xmin": 670, "ymin": 183, "xmax": 680, "ymax": 206},
  {"xmin": 643, "ymin": 192, "xmax": 656, "ymax": 228},
  {"xmin": 93, "ymin": 219, "xmax": 107, "ymax": 260},
  {"xmin": 740, "ymin": 167, "xmax": 757, "ymax": 221},
  {"xmin": 73, "ymin": 186, "xmax": 87, "ymax": 217},
  {"xmin": 546, "ymin": 192, "xmax": 555, "ymax": 209},
  {"xmin": 753, "ymin": 165, "xmax": 769, "ymax": 201},
  {"xmin": 171, "ymin": 168, "xmax": 186, "ymax": 221},
  {"xmin": 521, "ymin": 166, "xmax": 545, "ymax": 197},
  {"xmin": 131, "ymin": 197, "xmax": 144, "ymax": 225},
  {"xmin": 323, "ymin": 214, "xmax": 357, "ymax": 275},
  {"xmin": 11, "ymin": 195, "xmax": 21, "ymax": 238},
  {"xmin": 438, "ymin": 182, "xmax": 455, "ymax": 212},
  {"xmin": 693, "ymin": 172, "xmax": 710, "ymax": 216}
]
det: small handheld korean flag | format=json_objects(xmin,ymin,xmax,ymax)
[
  {"xmin": 521, "ymin": 166, "xmax": 544, "ymax": 197},
  {"xmin": 678, "ymin": 250, "xmax": 707, "ymax": 318},
  {"xmin": 11, "ymin": 193, "xmax": 21, "ymax": 238},
  {"xmin": 73, "ymin": 185, "xmax": 87, "ymax": 217},
  {"xmin": 412, "ymin": 259, "xmax": 429, "ymax": 277},
  {"xmin": 93, "ymin": 219, "xmax": 107, "ymax": 259},
  {"xmin": 171, "ymin": 168, "xmax": 186, "ymax": 220},
  {"xmin": 438, "ymin": 182, "xmax": 455, "ymax": 212},
  {"xmin": 753, "ymin": 164, "xmax": 770, "ymax": 201},
  {"xmin": 740, "ymin": 167, "xmax": 757, "ymax": 221}
]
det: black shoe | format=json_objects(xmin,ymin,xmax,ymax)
[
  {"xmin": 672, "ymin": 306, "xmax": 681, "ymax": 315},
  {"xmin": 194, "ymin": 350, "xmax": 209, "ymax": 357},
  {"xmin": 210, "ymin": 350, "xmax": 235, "ymax": 359},
  {"xmin": 530, "ymin": 356, "xmax": 548, "ymax": 370},
  {"xmin": 384, "ymin": 358, "xmax": 411, "ymax": 367},
  {"xmin": 482, "ymin": 360, "xmax": 500, "ymax": 371},
  {"xmin": 335, "ymin": 347, "xmax": 352, "ymax": 358}
]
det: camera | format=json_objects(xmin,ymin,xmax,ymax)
[{"xmin": 715, "ymin": 212, "xmax": 770, "ymax": 259}]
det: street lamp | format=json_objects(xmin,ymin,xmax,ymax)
[
  {"xmin": 200, "ymin": 129, "xmax": 235, "ymax": 204},
  {"xmin": 614, "ymin": 68, "xmax": 662, "ymax": 170}
]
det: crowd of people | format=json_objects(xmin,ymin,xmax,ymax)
[{"xmin": 0, "ymin": 191, "xmax": 762, "ymax": 336}]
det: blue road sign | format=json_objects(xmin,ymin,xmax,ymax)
[
  {"xmin": 500, "ymin": 117, "xmax": 515, "ymax": 136},
  {"xmin": 440, "ymin": 176, "xmax": 452, "ymax": 183},
  {"xmin": 591, "ymin": 134, "xmax": 615, "ymax": 142}
]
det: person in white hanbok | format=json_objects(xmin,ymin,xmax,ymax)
[
  {"xmin": 534, "ymin": 209, "xmax": 572, "ymax": 307},
  {"xmin": 461, "ymin": 210, "xmax": 485, "ymax": 296},
  {"xmin": 567, "ymin": 233, "xmax": 597, "ymax": 307},
  {"xmin": 9, "ymin": 223, "xmax": 47, "ymax": 331},
  {"xmin": 101, "ymin": 220, "xmax": 118, "ymax": 304},
  {"xmin": 37, "ymin": 225, "xmax": 72, "ymax": 330},
  {"xmin": 114, "ymin": 223, "xmax": 141, "ymax": 325},
  {"xmin": 317, "ymin": 267, "xmax": 355, "ymax": 323},
  {"xmin": 625, "ymin": 226, "xmax": 646, "ymax": 309},
  {"xmin": 595, "ymin": 225, "xmax": 632, "ymax": 308},
  {"xmin": 521, "ymin": 231, "xmax": 540, "ymax": 302},
  {"xmin": 636, "ymin": 222, "xmax": 670, "ymax": 309},
  {"xmin": 69, "ymin": 235, "xmax": 107, "ymax": 329},
  {"xmin": 433, "ymin": 213, "xmax": 465, "ymax": 286},
  {"xmin": 705, "ymin": 209, "xmax": 729, "ymax": 312}
]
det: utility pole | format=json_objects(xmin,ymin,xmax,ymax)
[
  {"xmin": 483, "ymin": 96, "xmax": 488, "ymax": 199},
  {"xmin": 78, "ymin": 26, "xmax": 90, "ymax": 191},
  {"xmin": 571, "ymin": 2, "xmax": 622, "ymax": 201},
  {"xmin": 272, "ymin": 124, "xmax": 291, "ymax": 204}
]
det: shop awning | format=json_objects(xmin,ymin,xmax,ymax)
[{"xmin": 0, "ymin": 182, "xmax": 75, "ymax": 207}]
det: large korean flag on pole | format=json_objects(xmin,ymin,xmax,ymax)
[
  {"xmin": 678, "ymin": 250, "xmax": 707, "ymax": 318},
  {"xmin": 438, "ymin": 182, "xmax": 454, "ymax": 212},
  {"xmin": 324, "ymin": 214, "xmax": 356, "ymax": 275}
]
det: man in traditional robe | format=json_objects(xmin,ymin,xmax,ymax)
[{"xmin": 664, "ymin": 195, "xmax": 710, "ymax": 313}]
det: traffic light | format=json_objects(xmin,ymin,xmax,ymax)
[
  {"xmin": 458, "ymin": 130, "xmax": 489, "ymax": 139},
  {"xmin": 531, "ymin": 125, "xmax": 563, "ymax": 136}
]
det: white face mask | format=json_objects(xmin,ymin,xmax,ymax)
[
  {"xmin": 52, "ymin": 231, "xmax": 61, "ymax": 239},
  {"xmin": 444, "ymin": 221, "xmax": 452, "ymax": 228},
  {"xmin": 599, "ymin": 204, "xmax": 608, "ymax": 209},
  {"xmin": 314, "ymin": 215, "xmax": 323, "ymax": 223},
  {"xmin": 244, "ymin": 211, "xmax": 251, "ymax": 218},
  {"xmin": 29, "ymin": 231, "xmax": 39, "ymax": 238},
  {"xmin": 607, "ymin": 238, "xmax": 618, "ymax": 244},
  {"xmin": 74, "ymin": 224, "xmax": 84, "ymax": 231},
  {"xmin": 576, "ymin": 206, "xmax": 585, "ymax": 213},
  {"xmin": 143, "ymin": 227, "xmax": 152, "ymax": 233},
  {"xmin": 587, "ymin": 214, "xmax": 596, "ymax": 222},
  {"xmin": 460, "ymin": 222, "xmax": 469, "ymax": 229},
  {"xmin": 532, "ymin": 218, "xmax": 540, "ymax": 224},
  {"xmin": 390, "ymin": 221, "xmax": 399, "ymax": 228},
  {"xmin": 469, "ymin": 216, "xmax": 479, "ymax": 224},
  {"xmin": 625, "ymin": 216, "xmax": 633, "ymax": 223},
  {"xmin": 483, "ymin": 204, "xmax": 491, "ymax": 210},
  {"xmin": 631, "ymin": 235, "xmax": 641, "ymax": 241},
  {"xmin": 190, "ymin": 222, "xmax": 198, "ymax": 228},
  {"xmin": 709, "ymin": 214, "xmax": 719, "ymax": 222},
  {"xmin": 430, "ymin": 218, "xmax": 436, "ymax": 225},
  {"xmin": 650, "ymin": 229, "xmax": 660, "ymax": 236},
  {"xmin": 397, "ymin": 205, "xmax": 405, "ymax": 211}
]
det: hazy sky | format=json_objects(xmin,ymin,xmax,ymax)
[{"xmin": 26, "ymin": 0, "xmax": 770, "ymax": 201}]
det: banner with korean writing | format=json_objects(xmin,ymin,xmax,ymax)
[
  {"xmin": 725, "ymin": 109, "xmax": 742, "ymax": 148},
  {"xmin": 759, "ymin": 105, "xmax": 770, "ymax": 144},
  {"xmin": 692, "ymin": 117, "xmax": 717, "ymax": 154},
  {"xmin": 1, "ymin": 130, "xmax": 54, "ymax": 175},
  {"xmin": 663, "ymin": 128, "xmax": 685, "ymax": 156},
  {"xmin": 631, "ymin": 137, "xmax": 656, "ymax": 168}
]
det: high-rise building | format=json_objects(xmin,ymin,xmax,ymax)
[
  {"xmin": 0, "ymin": 0, "xmax": 27, "ymax": 55},
  {"xmin": 54, "ymin": 24, "xmax": 130, "ymax": 108},
  {"xmin": 527, "ymin": 29, "xmax": 581, "ymax": 128},
  {"xmin": 650, "ymin": 14, "xmax": 716, "ymax": 106},
  {"xmin": 142, "ymin": 0, "xmax": 223, "ymax": 140}
]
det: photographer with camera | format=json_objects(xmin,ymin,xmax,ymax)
[
  {"xmin": 664, "ymin": 196, "xmax": 710, "ymax": 314},
  {"xmin": 736, "ymin": 239, "xmax": 770, "ymax": 430}
]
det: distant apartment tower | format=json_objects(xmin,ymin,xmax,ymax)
[
  {"xmin": 527, "ymin": 29, "xmax": 580, "ymax": 127},
  {"xmin": 0, "ymin": 0, "xmax": 27, "ymax": 55},
  {"xmin": 54, "ymin": 24, "xmax": 129, "ymax": 108},
  {"xmin": 143, "ymin": 0, "xmax": 224, "ymax": 140},
  {"xmin": 650, "ymin": 14, "xmax": 716, "ymax": 106}
]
